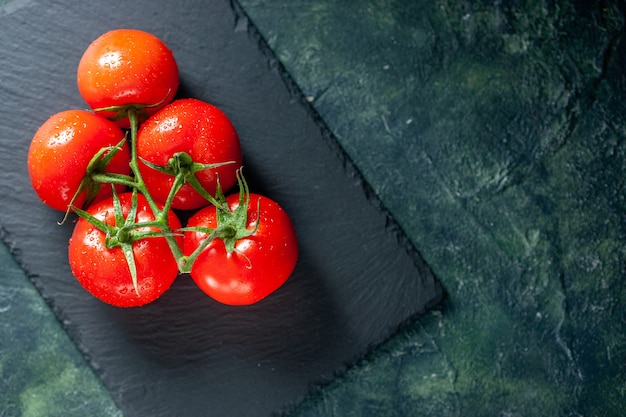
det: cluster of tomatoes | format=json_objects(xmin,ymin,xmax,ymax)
[{"xmin": 27, "ymin": 29, "xmax": 298, "ymax": 308}]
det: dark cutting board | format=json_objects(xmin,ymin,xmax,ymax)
[{"xmin": 0, "ymin": 1, "xmax": 444, "ymax": 416}]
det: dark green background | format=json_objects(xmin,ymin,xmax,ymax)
[
  {"xmin": 240, "ymin": 1, "xmax": 625, "ymax": 415},
  {"xmin": 2, "ymin": 0, "xmax": 624, "ymax": 415}
]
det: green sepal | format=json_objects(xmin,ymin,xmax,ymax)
[
  {"xmin": 58, "ymin": 137, "xmax": 129, "ymax": 225},
  {"xmin": 139, "ymin": 152, "xmax": 235, "ymax": 210},
  {"xmin": 180, "ymin": 168, "xmax": 261, "ymax": 271},
  {"xmin": 215, "ymin": 169, "xmax": 259, "ymax": 254},
  {"xmin": 91, "ymin": 88, "xmax": 173, "ymax": 124},
  {"xmin": 71, "ymin": 188, "xmax": 142, "ymax": 297}
]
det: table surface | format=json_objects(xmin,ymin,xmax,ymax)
[{"xmin": 2, "ymin": 0, "xmax": 625, "ymax": 416}]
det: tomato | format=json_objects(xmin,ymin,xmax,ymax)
[
  {"xmin": 136, "ymin": 98, "xmax": 242, "ymax": 210},
  {"xmin": 68, "ymin": 192, "xmax": 182, "ymax": 307},
  {"xmin": 77, "ymin": 29, "xmax": 179, "ymax": 128},
  {"xmin": 27, "ymin": 109, "xmax": 130, "ymax": 212},
  {"xmin": 183, "ymin": 193, "xmax": 298, "ymax": 305}
]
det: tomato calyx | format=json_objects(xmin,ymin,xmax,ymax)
[
  {"xmin": 72, "ymin": 188, "xmax": 174, "ymax": 296},
  {"xmin": 139, "ymin": 151, "xmax": 235, "ymax": 211},
  {"xmin": 59, "ymin": 137, "xmax": 131, "ymax": 225},
  {"xmin": 213, "ymin": 169, "xmax": 260, "ymax": 255},
  {"xmin": 92, "ymin": 89, "xmax": 173, "ymax": 125},
  {"xmin": 180, "ymin": 169, "xmax": 260, "ymax": 271}
]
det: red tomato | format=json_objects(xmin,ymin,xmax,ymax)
[
  {"xmin": 136, "ymin": 98, "xmax": 242, "ymax": 210},
  {"xmin": 27, "ymin": 110, "xmax": 130, "ymax": 212},
  {"xmin": 77, "ymin": 29, "xmax": 179, "ymax": 128},
  {"xmin": 68, "ymin": 192, "xmax": 182, "ymax": 307},
  {"xmin": 183, "ymin": 193, "xmax": 298, "ymax": 305}
]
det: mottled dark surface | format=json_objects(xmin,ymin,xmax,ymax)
[
  {"xmin": 237, "ymin": 0, "xmax": 626, "ymax": 415},
  {"xmin": 0, "ymin": 0, "xmax": 443, "ymax": 416},
  {"xmin": 0, "ymin": 241, "xmax": 122, "ymax": 417}
]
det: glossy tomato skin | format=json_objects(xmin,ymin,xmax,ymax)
[
  {"xmin": 136, "ymin": 98, "xmax": 242, "ymax": 210},
  {"xmin": 77, "ymin": 29, "xmax": 179, "ymax": 128},
  {"xmin": 27, "ymin": 110, "xmax": 130, "ymax": 212},
  {"xmin": 68, "ymin": 192, "xmax": 182, "ymax": 308},
  {"xmin": 183, "ymin": 194, "xmax": 298, "ymax": 305}
]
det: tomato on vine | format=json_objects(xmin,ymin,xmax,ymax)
[
  {"xmin": 68, "ymin": 191, "xmax": 183, "ymax": 308},
  {"xmin": 183, "ymin": 177, "xmax": 298, "ymax": 306},
  {"xmin": 28, "ymin": 27, "xmax": 300, "ymax": 309},
  {"xmin": 27, "ymin": 109, "xmax": 130, "ymax": 212},
  {"xmin": 77, "ymin": 29, "xmax": 179, "ymax": 128},
  {"xmin": 136, "ymin": 98, "xmax": 243, "ymax": 210}
]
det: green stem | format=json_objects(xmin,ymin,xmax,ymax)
[
  {"xmin": 179, "ymin": 227, "xmax": 221, "ymax": 272},
  {"xmin": 160, "ymin": 171, "xmax": 186, "ymax": 217},
  {"xmin": 186, "ymin": 173, "xmax": 230, "ymax": 212},
  {"xmin": 91, "ymin": 172, "xmax": 140, "ymax": 189},
  {"xmin": 126, "ymin": 108, "xmax": 186, "ymax": 264}
]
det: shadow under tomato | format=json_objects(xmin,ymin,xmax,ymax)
[{"xmin": 101, "ymin": 248, "xmax": 350, "ymax": 374}]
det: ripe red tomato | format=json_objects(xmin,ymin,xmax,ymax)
[
  {"xmin": 136, "ymin": 98, "xmax": 242, "ymax": 210},
  {"xmin": 68, "ymin": 192, "xmax": 182, "ymax": 307},
  {"xmin": 27, "ymin": 109, "xmax": 130, "ymax": 212},
  {"xmin": 183, "ymin": 193, "xmax": 298, "ymax": 305},
  {"xmin": 77, "ymin": 29, "xmax": 179, "ymax": 128}
]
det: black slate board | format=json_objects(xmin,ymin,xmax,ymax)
[{"xmin": 0, "ymin": 0, "xmax": 444, "ymax": 416}]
